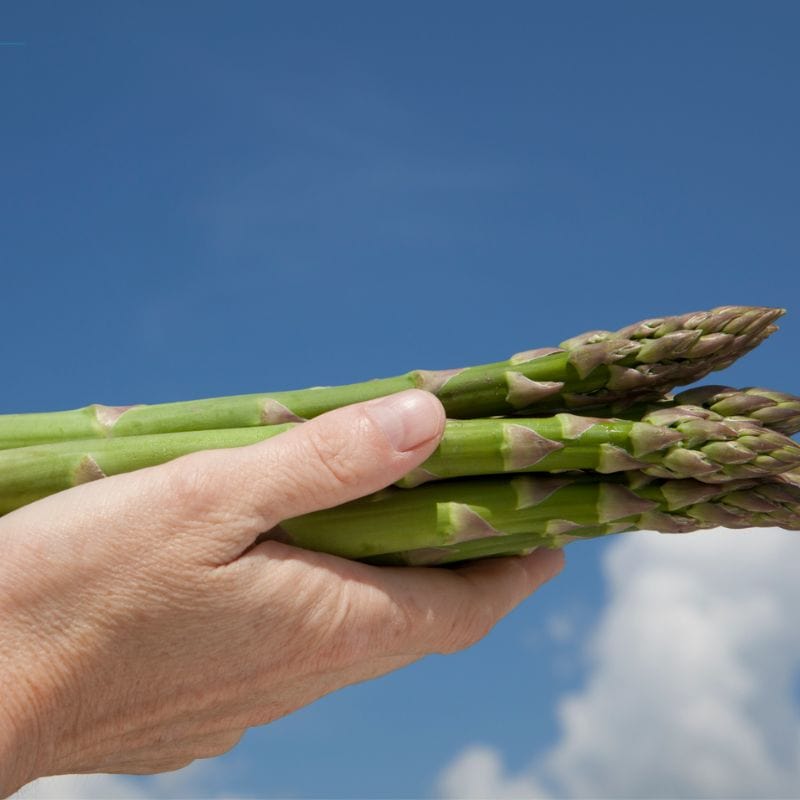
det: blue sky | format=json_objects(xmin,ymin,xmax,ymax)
[{"xmin": 3, "ymin": 2, "xmax": 800, "ymax": 798}]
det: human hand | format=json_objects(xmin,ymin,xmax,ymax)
[{"xmin": 0, "ymin": 389, "xmax": 564, "ymax": 796}]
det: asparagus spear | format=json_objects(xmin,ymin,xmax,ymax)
[
  {"xmin": 400, "ymin": 407, "xmax": 800, "ymax": 486},
  {"xmin": 2, "ymin": 409, "xmax": 798, "ymax": 515},
  {"xmin": 569, "ymin": 386, "xmax": 800, "ymax": 436},
  {"xmin": 0, "ymin": 306, "xmax": 783, "ymax": 449},
  {"xmin": 674, "ymin": 386, "xmax": 800, "ymax": 436},
  {"xmin": 374, "ymin": 470, "xmax": 800, "ymax": 565},
  {"xmin": 270, "ymin": 471, "xmax": 800, "ymax": 561},
  {"xmin": 0, "ymin": 425, "xmax": 290, "ymax": 515}
]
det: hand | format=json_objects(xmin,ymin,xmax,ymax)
[{"xmin": 0, "ymin": 389, "xmax": 564, "ymax": 796}]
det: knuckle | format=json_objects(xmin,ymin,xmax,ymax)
[
  {"xmin": 378, "ymin": 599, "xmax": 417, "ymax": 650},
  {"xmin": 303, "ymin": 424, "xmax": 366, "ymax": 493},
  {"xmin": 357, "ymin": 594, "xmax": 416, "ymax": 657},
  {"xmin": 438, "ymin": 605, "xmax": 496, "ymax": 655},
  {"xmin": 378, "ymin": 594, "xmax": 428, "ymax": 652},
  {"xmin": 160, "ymin": 454, "xmax": 219, "ymax": 519},
  {"xmin": 298, "ymin": 577, "xmax": 412, "ymax": 667},
  {"xmin": 308, "ymin": 584, "xmax": 367, "ymax": 667},
  {"xmin": 252, "ymin": 558, "xmax": 355, "ymax": 668},
  {"xmin": 364, "ymin": 589, "xmax": 452, "ymax": 657}
]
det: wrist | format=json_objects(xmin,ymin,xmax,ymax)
[
  {"xmin": 0, "ymin": 688, "xmax": 38, "ymax": 797},
  {"xmin": 0, "ymin": 555, "xmax": 74, "ymax": 794},
  {"xmin": 0, "ymin": 632, "xmax": 55, "ymax": 796}
]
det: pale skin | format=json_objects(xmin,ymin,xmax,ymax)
[{"xmin": 0, "ymin": 390, "xmax": 564, "ymax": 796}]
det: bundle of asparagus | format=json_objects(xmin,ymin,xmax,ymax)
[{"xmin": 1, "ymin": 305, "xmax": 798, "ymax": 564}]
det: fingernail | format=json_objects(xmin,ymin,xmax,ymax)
[{"xmin": 366, "ymin": 390, "xmax": 444, "ymax": 452}]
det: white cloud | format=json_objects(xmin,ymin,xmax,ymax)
[
  {"xmin": 13, "ymin": 772, "xmax": 153, "ymax": 800},
  {"xmin": 436, "ymin": 745, "xmax": 548, "ymax": 799},
  {"xmin": 438, "ymin": 528, "xmax": 800, "ymax": 799},
  {"xmin": 545, "ymin": 610, "xmax": 579, "ymax": 645},
  {"xmin": 12, "ymin": 760, "xmax": 253, "ymax": 800}
]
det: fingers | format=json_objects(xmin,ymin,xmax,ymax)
[
  {"xmin": 143, "ymin": 389, "xmax": 446, "ymax": 549},
  {"xmin": 227, "ymin": 541, "xmax": 564, "ymax": 670},
  {"xmin": 454, "ymin": 547, "xmax": 566, "ymax": 622},
  {"xmin": 365, "ymin": 548, "xmax": 566, "ymax": 657}
]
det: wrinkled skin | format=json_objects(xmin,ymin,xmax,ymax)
[{"xmin": 0, "ymin": 390, "xmax": 564, "ymax": 796}]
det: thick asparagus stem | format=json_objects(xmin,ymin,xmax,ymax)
[
  {"xmin": 0, "ymin": 306, "xmax": 783, "ymax": 449},
  {"xmin": 373, "ymin": 471, "xmax": 800, "ymax": 565},
  {"xmin": 272, "ymin": 472, "xmax": 800, "ymax": 561},
  {"xmin": 400, "ymin": 407, "xmax": 800, "ymax": 486},
  {"xmin": 2, "ymin": 408, "xmax": 798, "ymax": 515}
]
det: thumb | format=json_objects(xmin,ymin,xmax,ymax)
[{"xmin": 149, "ymin": 389, "xmax": 445, "ymax": 552}]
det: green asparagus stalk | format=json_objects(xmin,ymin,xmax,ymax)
[
  {"xmin": 400, "ymin": 407, "xmax": 800, "ymax": 486},
  {"xmin": 374, "ymin": 470, "xmax": 800, "ymax": 565},
  {"xmin": 0, "ymin": 306, "xmax": 783, "ymax": 449},
  {"xmin": 0, "ymin": 425, "xmax": 290, "ymax": 515},
  {"xmin": 2, "ymin": 408, "xmax": 798, "ymax": 515},
  {"xmin": 569, "ymin": 386, "xmax": 800, "ymax": 436},
  {"xmin": 269, "ymin": 471, "xmax": 800, "ymax": 562}
]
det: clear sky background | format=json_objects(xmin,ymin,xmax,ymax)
[{"xmin": 3, "ymin": 2, "xmax": 800, "ymax": 798}]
